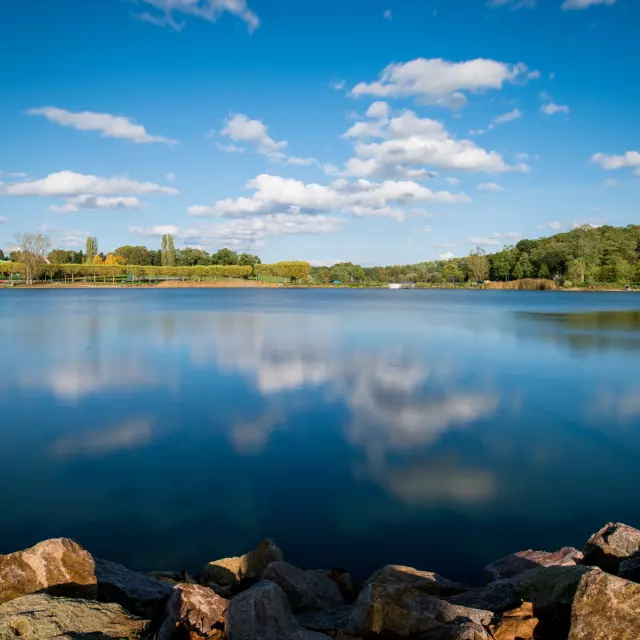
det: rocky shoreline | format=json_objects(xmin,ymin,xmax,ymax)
[{"xmin": 1, "ymin": 522, "xmax": 640, "ymax": 639}]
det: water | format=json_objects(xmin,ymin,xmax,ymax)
[{"xmin": 1, "ymin": 289, "xmax": 639, "ymax": 584}]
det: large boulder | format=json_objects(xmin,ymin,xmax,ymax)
[
  {"xmin": 226, "ymin": 581, "xmax": 329, "ymax": 640},
  {"xmin": 203, "ymin": 539, "xmax": 283, "ymax": 588},
  {"xmin": 568, "ymin": 568, "xmax": 640, "ymax": 639},
  {"xmin": 364, "ymin": 564, "xmax": 469, "ymax": 597},
  {"xmin": 0, "ymin": 538, "xmax": 97, "ymax": 604},
  {"xmin": 447, "ymin": 579, "xmax": 521, "ymax": 613},
  {"xmin": 158, "ymin": 583, "xmax": 228, "ymax": 640},
  {"xmin": 0, "ymin": 593, "xmax": 148, "ymax": 639},
  {"xmin": 263, "ymin": 562, "xmax": 344, "ymax": 611},
  {"xmin": 485, "ymin": 547, "xmax": 583, "ymax": 581},
  {"xmin": 487, "ymin": 602, "xmax": 539, "ymax": 640},
  {"xmin": 583, "ymin": 522, "xmax": 640, "ymax": 574},
  {"xmin": 618, "ymin": 556, "xmax": 640, "ymax": 582},
  {"xmin": 95, "ymin": 557, "xmax": 172, "ymax": 618},
  {"xmin": 345, "ymin": 581, "xmax": 492, "ymax": 638}
]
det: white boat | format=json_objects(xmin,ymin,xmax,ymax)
[{"xmin": 388, "ymin": 283, "xmax": 402, "ymax": 289}]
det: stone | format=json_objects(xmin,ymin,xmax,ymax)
[
  {"xmin": 345, "ymin": 581, "xmax": 492, "ymax": 638},
  {"xmin": 568, "ymin": 568, "xmax": 640, "ymax": 639},
  {"xmin": 149, "ymin": 571, "xmax": 182, "ymax": 586},
  {"xmin": 158, "ymin": 582, "xmax": 228, "ymax": 640},
  {"xmin": 226, "ymin": 580, "xmax": 329, "ymax": 640},
  {"xmin": 329, "ymin": 569, "xmax": 356, "ymax": 602},
  {"xmin": 94, "ymin": 557, "xmax": 172, "ymax": 618},
  {"xmin": 447, "ymin": 579, "xmax": 521, "ymax": 613},
  {"xmin": 0, "ymin": 538, "xmax": 97, "ymax": 605},
  {"xmin": 485, "ymin": 547, "xmax": 584, "ymax": 581},
  {"xmin": 427, "ymin": 622, "xmax": 493, "ymax": 639},
  {"xmin": 364, "ymin": 564, "xmax": 470, "ymax": 597},
  {"xmin": 203, "ymin": 539, "xmax": 283, "ymax": 587},
  {"xmin": 0, "ymin": 593, "xmax": 148, "ymax": 639},
  {"xmin": 488, "ymin": 602, "xmax": 539, "ymax": 640},
  {"xmin": 619, "ymin": 555, "xmax": 640, "ymax": 582},
  {"xmin": 263, "ymin": 562, "xmax": 344, "ymax": 611},
  {"xmin": 297, "ymin": 605, "xmax": 355, "ymax": 635},
  {"xmin": 583, "ymin": 521, "xmax": 640, "ymax": 574}
]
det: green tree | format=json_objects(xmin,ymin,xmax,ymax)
[
  {"xmin": 115, "ymin": 245, "xmax": 152, "ymax": 265},
  {"xmin": 212, "ymin": 248, "xmax": 239, "ymax": 265},
  {"xmin": 238, "ymin": 253, "xmax": 261, "ymax": 267},
  {"xmin": 512, "ymin": 261, "xmax": 524, "ymax": 280},
  {"xmin": 467, "ymin": 248, "xmax": 489, "ymax": 282},
  {"xmin": 538, "ymin": 263, "xmax": 550, "ymax": 279},
  {"xmin": 442, "ymin": 261, "xmax": 463, "ymax": 283},
  {"xmin": 166, "ymin": 234, "xmax": 176, "ymax": 267},
  {"xmin": 315, "ymin": 267, "xmax": 332, "ymax": 284},
  {"xmin": 161, "ymin": 235, "xmax": 168, "ymax": 266},
  {"xmin": 85, "ymin": 237, "xmax": 98, "ymax": 264}
]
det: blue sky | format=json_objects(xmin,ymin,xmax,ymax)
[{"xmin": 0, "ymin": 0, "xmax": 638, "ymax": 265}]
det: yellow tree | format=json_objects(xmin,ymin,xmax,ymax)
[{"xmin": 93, "ymin": 255, "xmax": 104, "ymax": 265}]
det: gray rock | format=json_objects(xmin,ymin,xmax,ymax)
[
  {"xmin": 297, "ymin": 605, "xmax": 354, "ymax": 635},
  {"xmin": 0, "ymin": 593, "xmax": 148, "ymax": 639},
  {"xmin": 364, "ymin": 564, "xmax": 470, "ymax": 597},
  {"xmin": 427, "ymin": 621, "xmax": 493, "ymax": 639},
  {"xmin": 263, "ymin": 562, "xmax": 344, "ymax": 611},
  {"xmin": 94, "ymin": 557, "xmax": 172, "ymax": 618},
  {"xmin": 226, "ymin": 581, "xmax": 329, "ymax": 640},
  {"xmin": 0, "ymin": 538, "xmax": 97, "ymax": 605},
  {"xmin": 618, "ymin": 555, "xmax": 640, "ymax": 582},
  {"xmin": 568, "ymin": 568, "xmax": 640, "ymax": 639},
  {"xmin": 158, "ymin": 582, "xmax": 228, "ymax": 640},
  {"xmin": 583, "ymin": 521, "xmax": 640, "ymax": 574},
  {"xmin": 485, "ymin": 547, "xmax": 583, "ymax": 581},
  {"xmin": 447, "ymin": 579, "xmax": 521, "ymax": 613},
  {"xmin": 203, "ymin": 539, "xmax": 284, "ymax": 587},
  {"xmin": 345, "ymin": 581, "xmax": 492, "ymax": 638}
]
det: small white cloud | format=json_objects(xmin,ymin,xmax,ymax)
[
  {"xmin": 331, "ymin": 79, "xmax": 346, "ymax": 91},
  {"xmin": 604, "ymin": 179, "xmax": 618, "ymax": 187},
  {"xmin": 561, "ymin": 0, "xmax": 616, "ymax": 10},
  {"xmin": 487, "ymin": 0, "xmax": 537, "ymax": 9},
  {"xmin": 469, "ymin": 129, "xmax": 486, "ymax": 136},
  {"xmin": 527, "ymin": 70, "xmax": 541, "ymax": 79},
  {"xmin": 0, "ymin": 170, "xmax": 28, "ymax": 179},
  {"xmin": 383, "ymin": 9, "xmax": 392, "ymax": 20},
  {"xmin": 591, "ymin": 151, "xmax": 640, "ymax": 172},
  {"xmin": 467, "ymin": 236, "xmax": 501, "ymax": 246},
  {"xmin": 438, "ymin": 251, "xmax": 455, "ymax": 260},
  {"xmin": 540, "ymin": 103, "xmax": 570, "ymax": 115},
  {"xmin": 27, "ymin": 107, "xmax": 179, "ymax": 145},
  {"xmin": 515, "ymin": 152, "xmax": 530, "ymax": 161},
  {"xmin": 165, "ymin": 172, "xmax": 177, "ymax": 182},
  {"xmin": 493, "ymin": 231, "xmax": 522, "ymax": 239},
  {"xmin": 477, "ymin": 182, "xmax": 504, "ymax": 192},
  {"xmin": 443, "ymin": 176, "xmax": 460, "ymax": 186},
  {"xmin": 493, "ymin": 108, "xmax": 523, "ymax": 125},
  {"xmin": 422, "ymin": 226, "xmax": 432, "ymax": 233},
  {"xmin": 549, "ymin": 221, "xmax": 562, "ymax": 230},
  {"xmin": 0, "ymin": 216, "xmax": 7, "ymax": 223},
  {"xmin": 49, "ymin": 195, "xmax": 143, "ymax": 213}
]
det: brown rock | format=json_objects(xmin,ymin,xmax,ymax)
[
  {"xmin": 618, "ymin": 556, "xmax": 640, "ymax": 582},
  {"xmin": 447, "ymin": 579, "xmax": 521, "ymax": 613},
  {"xmin": 159, "ymin": 583, "xmax": 228, "ymax": 640},
  {"xmin": 225, "ymin": 580, "xmax": 329, "ymax": 639},
  {"xmin": 263, "ymin": 562, "xmax": 344, "ymax": 611},
  {"xmin": 346, "ymin": 581, "xmax": 492, "ymax": 638},
  {"xmin": 583, "ymin": 521, "xmax": 640, "ymax": 574},
  {"xmin": 485, "ymin": 547, "xmax": 583, "ymax": 581},
  {"xmin": 203, "ymin": 539, "xmax": 283, "ymax": 588},
  {"xmin": 0, "ymin": 538, "xmax": 97, "ymax": 605},
  {"xmin": 329, "ymin": 570, "xmax": 356, "ymax": 602},
  {"xmin": 568, "ymin": 568, "xmax": 640, "ymax": 639},
  {"xmin": 0, "ymin": 593, "xmax": 148, "ymax": 639},
  {"xmin": 488, "ymin": 602, "xmax": 539, "ymax": 640},
  {"xmin": 364, "ymin": 564, "xmax": 470, "ymax": 597}
]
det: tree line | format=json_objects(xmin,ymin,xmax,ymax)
[{"xmin": 312, "ymin": 225, "xmax": 640, "ymax": 286}]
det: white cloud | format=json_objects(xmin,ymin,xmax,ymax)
[
  {"xmin": 1, "ymin": 171, "xmax": 178, "ymax": 198},
  {"xmin": 165, "ymin": 172, "xmax": 177, "ymax": 182},
  {"xmin": 488, "ymin": 0, "xmax": 537, "ymax": 9},
  {"xmin": 561, "ymin": 0, "xmax": 616, "ymax": 9},
  {"xmin": 443, "ymin": 176, "xmax": 460, "ymax": 185},
  {"xmin": 383, "ymin": 9, "xmax": 392, "ymax": 20},
  {"xmin": 134, "ymin": 0, "xmax": 259, "ymax": 32},
  {"xmin": 27, "ymin": 107, "xmax": 179, "ymax": 145},
  {"xmin": 515, "ymin": 152, "xmax": 530, "ymax": 161},
  {"xmin": 572, "ymin": 220, "xmax": 603, "ymax": 229},
  {"xmin": 49, "ymin": 195, "xmax": 143, "ymax": 213},
  {"xmin": 540, "ymin": 103, "xmax": 570, "ymax": 115},
  {"xmin": 604, "ymin": 179, "xmax": 618, "ymax": 187},
  {"xmin": 341, "ymin": 110, "xmax": 528, "ymax": 179},
  {"xmin": 469, "ymin": 129, "xmax": 486, "ymax": 136},
  {"xmin": 590, "ymin": 151, "xmax": 640, "ymax": 174},
  {"xmin": 422, "ymin": 226, "xmax": 432, "ymax": 233},
  {"xmin": 543, "ymin": 221, "xmax": 562, "ymax": 230},
  {"xmin": 331, "ymin": 79, "xmax": 346, "ymax": 91},
  {"xmin": 351, "ymin": 57, "xmax": 531, "ymax": 109},
  {"xmin": 0, "ymin": 170, "xmax": 28, "ymax": 179},
  {"xmin": 527, "ymin": 70, "xmax": 541, "ymax": 79},
  {"xmin": 493, "ymin": 231, "xmax": 522, "ymax": 239},
  {"xmin": 438, "ymin": 251, "xmax": 455, "ymax": 260},
  {"xmin": 216, "ymin": 113, "xmax": 317, "ymax": 166},
  {"xmin": 0, "ymin": 217, "xmax": 7, "ymax": 223},
  {"xmin": 309, "ymin": 259, "xmax": 345, "ymax": 267},
  {"xmin": 39, "ymin": 224, "xmax": 91, "ymax": 248},
  {"xmin": 477, "ymin": 182, "xmax": 504, "ymax": 192},
  {"xmin": 493, "ymin": 108, "xmax": 523, "ymax": 125},
  {"xmin": 467, "ymin": 236, "xmax": 501, "ymax": 246},
  {"xmin": 131, "ymin": 213, "xmax": 345, "ymax": 250},
  {"xmin": 366, "ymin": 101, "xmax": 392, "ymax": 119},
  {"xmin": 189, "ymin": 173, "xmax": 470, "ymax": 222}
]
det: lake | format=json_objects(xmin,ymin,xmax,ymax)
[{"xmin": 1, "ymin": 289, "xmax": 639, "ymax": 584}]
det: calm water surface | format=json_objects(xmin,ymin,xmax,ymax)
[{"xmin": 1, "ymin": 289, "xmax": 639, "ymax": 584}]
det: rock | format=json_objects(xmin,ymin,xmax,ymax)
[
  {"xmin": 485, "ymin": 547, "xmax": 584, "ymax": 581},
  {"xmin": 226, "ymin": 580, "xmax": 329, "ymax": 640},
  {"xmin": 94, "ymin": 557, "xmax": 172, "ymax": 618},
  {"xmin": 263, "ymin": 562, "xmax": 344, "ymax": 611},
  {"xmin": 364, "ymin": 564, "xmax": 470, "ymax": 597},
  {"xmin": 447, "ymin": 579, "xmax": 521, "ymax": 613},
  {"xmin": 158, "ymin": 582, "xmax": 228, "ymax": 640},
  {"xmin": 568, "ymin": 568, "xmax": 640, "ymax": 639},
  {"xmin": 203, "ymin": 539, "xmax": 283, "ymax": 587},
  {"xmin": 297, "ymin": 606, "xmax": 355, "ymax": 635},
  {"xmin": 618, "ymin": 556, "xmax": 640, "ymax": 582},
  {"xmin": 0, "ymin": 538, "xmax": 97, "ymax": 605},
  {"xmin": 346, "ymin": 581, "xmax": 492, "ymax": 638},
  {"xmin": 329, "ymin": 569, "xmax": 356, "ymax": 602},
  {"xmin": 583, "ymin": 521, "xmax": 640, "ymax": 574},
  {"xmin": 149, "ymin": 571, "xmax": 182, "ymax": 586},
  {"xmin": 426, "ymin": 622, "xmax": 493, "ymax": 639},
  {"xmin": 0, "ymin": 593, "xmax": 148, "ymax": 639},
  {"xmin": 488, "ymin": 602, "xmax": 539, "ymax": 640},
  {"xmin": 515, "ymin": 565, "xmax": 593, "ymax": 640}
]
